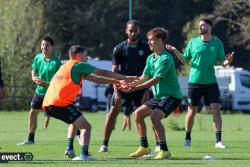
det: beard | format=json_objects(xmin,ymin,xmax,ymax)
[
  {"xmin": 199, "ymin": 29, "xmax": 208, "ymax": 35},
  {"xmin": 129, "ymin": 36, "xmax": 138, "ymax": 41},
  {"xmin": 128, "ymin": 34, "xmax": 140, "ymax": 41}
]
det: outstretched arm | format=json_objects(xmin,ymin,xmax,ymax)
[
  {"xmin": 129, "ymin": 75, "xmax": 149, "ymax": 87},
  {"xmin": 165, "ymin": 44, "xmax": 187, "ymax": 64},
  {"xmin": 92, "ymin": 68, "xmax": 138, "ymax": 81},
  {"xmin": 122, "ymin": 76, "xmax": 160, "ymax": 93},
  {"xmin": 85, "ymin": 75, "xmax": 120, "ymax": 85}
]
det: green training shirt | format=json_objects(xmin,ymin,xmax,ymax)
[
  {"xmin": 32, "ymin": 52, "xmax": 61, "ymax": 96},
  {"xmin": 143, "ymin": 50, "xmax": 182, "ymax": 99},
  {"xmin": 183, "ymin": 36, "xmax": 225, "ymax": 84},
  {"xmin": 71, "ymin": 62, "xmax": 96, "ymax": 84}
]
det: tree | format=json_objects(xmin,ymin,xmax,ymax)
[
  {"xmin": 182, "ymin": 0, "xmax": 250, "ymax": 72},
  {"xmin": 210, "ymin": 0, "xmax": 250, "ymax": 69},
  {"xmin": 0, "ymin": 0, "xmax": 44, "ymax": 110}
]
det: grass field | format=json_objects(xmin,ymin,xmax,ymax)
[{"xmin": 0, "ymin": 111, "xmax": 250, "ymax": 166}]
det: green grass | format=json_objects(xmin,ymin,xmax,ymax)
[{"xmin": 0, "ymin": 111, "xmax": 250, "ymax": 166}]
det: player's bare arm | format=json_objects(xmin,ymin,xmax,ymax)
[
  {"xmin": 31, "ymin": 70, "xmax": 49, "ymax": 87},
  {"xmin": 122, "ymin": 76, "xmax": 160, "ymax": 93},
  {"xmin": 165, "ymin": 44, "xmax": 186, "ymax": 64},
  {"xmin": 129, "ymin": 75, "xmax": 149, "ymax": 87},
  {"xmin": 222, "ymin": 51, "xmax": 234, "ymax": 67},
  {"xmin": 85, "ymin": 75, "xmax": 120, "ymax": 85},
  {"xmin": 92, "ymin": 68, "xmax": 138, "ymax": 81}
]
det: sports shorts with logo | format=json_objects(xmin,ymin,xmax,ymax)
[
  {"xmin": 188, "ymin": 83, "xmax": 220, "ymax": 106},
  {"xmin": 145, "ymin": 96, "xmax": 182, "ymax": 117},
  {"xmin": 45, "ymin": 105, "xmax": 82, "ymax": 124}
]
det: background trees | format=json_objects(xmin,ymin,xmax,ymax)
[{"xmin": 0, "ymin": 0, "xmax": 44, "ymax": 109}]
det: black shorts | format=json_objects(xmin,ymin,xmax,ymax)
[
  {"xmin": 145, "ymin": 96, "xmax": 182, "ymax": 117},
  {"xmin": 188, "ymin": 83, "xmax": 220, "ymax": 106},
  {"xmin": 45, "ymin": 105, "xmax": 82, "ymax": 124},
  {"xmin": 31, "ymin": 93, "xmax": 44, "ymax": 109},
  {"xmin": 111, "ymin": 89, "xmax": 146, "ymax": 115}
]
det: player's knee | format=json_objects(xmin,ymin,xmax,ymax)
[
  {"xmin": 85, "ymin": 122, "xmax": 91, "ymax": 131},
  {"xmin": 211, "ymin": 104, "xmax": 220, "ymax": 113},
  {"xmin": 133, "ymin": 112, "xmax": 141, "ymax": 122},
  {"xmin": 188, "ymin": 109, "xmax": 196, "ymax": 118},
  {"xmin": 29, "ymin": 109, "xmax": 39, "ymax": 119},
  {"xmin": 150, "ymin": 113, "xmax": 160, "ymax": 123}
]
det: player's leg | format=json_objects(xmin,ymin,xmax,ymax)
[
  {"xmin": 65, "ymin": 124, "xmax": 78, "ymax": 158},
  {"xmin": 129, "ymin": 104, "xmax": 153, "ymax": 157},
  {"xmin": 152, "ymin": 126, "xmax": 160, "ymax": 152},
  {"xmin": 205, "ymin": 83, "xmax": 226, "ymax": 148},
  {"xmin": 122, "ymin": 105, "xmax": 133, "ymax": 130},
  {"xmin": 72, "ymin": 115, "xmax": 93, "ymax": 160},
  {"xmin": 28, "ymin": 108, "xmax": 40, "ymax": 140},
  {"xmin": 17, "ymin": 93, "xmax": 43, "ymax": 145},
  {"xmin": 150, "ymin": 109, "xmax": 171, "ymax": 159},
  {"xmin": 150, "ymin": 96, "xmax": 181, "ymax": 159},
  {"xmin": 184, "ymin": 83, "xmax": 202, "ymax": 147},
  {"xmin": 99, "ymin": 94, "xmax": 122, "ymax": 152},
  {"xmin": 184, "ymin": 106, "xmax": 198, "ymax": 146},
  {"xmin": 100, "ymin": 105, "xmax": 120, "ymax": 151},
  {"xmin": 45, "ymin": 105, "xmax": 94, "ymax": 160},
  {"xmin": 44, "ymin": 111, "xmax": 50, "ymax": 129}
]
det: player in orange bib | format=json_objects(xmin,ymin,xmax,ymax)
[{"xmin": 42, "ymin": 45, "xmax": 136, "ymax": 161}]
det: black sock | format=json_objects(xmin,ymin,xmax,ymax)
[
  {"xmin": 159, "ymin": 141, "xmax": 168, "ymax": 151},
  {"xmin": 102, "ymin": 140, "xmax": 109, "ymax": 146},
  {"xmin": 140, "ymin": 137, "xmax": 148, "ymax": 148},
  {"xmin": 185, "ymin": 131, "xmax": 191, "ymax": 140},
  {"xmin": 28, "ymin": 133, "xmax": 35, "ymax": 142},
  {"xmin": 156, "ymin": 141, "xmax": 160, "ymax": 146},
  {"xmin": 66, "ymin": 138, "xmax": 74, "ymax": 150},
  {"xmin": 216, "ymin": 131, "xmax": 222, "ymax": 142},
  {"xmin": 80, "ymin": 145, "xmax": 89, "ymax": 156},
  {"xmin": 76, "ymin": 129, "xmax": 80, "ymax": 136}
]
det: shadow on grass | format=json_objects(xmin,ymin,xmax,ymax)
[
  {"xmin": 8, "ymin": 160, "xmax": 206, "ymax": 166},
  {"xmin": 8, "ymin": 156, "xmax": 250, "ymax": 165}
]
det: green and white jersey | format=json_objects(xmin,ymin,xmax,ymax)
[
  {"xmin": 71, "ymin": 62, "xmax": 96, "ymax": 84},
  {"xmin": 143, "ymin": 50, "xmax": 182, "ymax": 99},
  {"xmin": 32, "ymin": 52, "xmax": 61, "ymax": 96},
  {"xmin": 184, "ymin": 36, "xmax": 225, "ymax": 84}
]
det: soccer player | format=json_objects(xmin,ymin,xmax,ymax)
[
  {"xmin": 18, "ymin": 37, "xmax": 61, "ymax": 145},
  {"xmin": 99, "ymin": 19, "xmax": 152, "ymax": 152},
  {"xmin": 122, "ymin": 27, "xmax": 182, "ymax": 159},
  {"xmin": 42, "ymin": 45, "xmax": 136, "ymax": 161},
  {"xmin": 166, "ymin": 17, "xmax": 234, "ymax": 148}
]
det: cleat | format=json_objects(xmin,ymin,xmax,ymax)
[
  {"xmin": 155, "ymin": 145, "xmax": 160, "ymax": 152},
  {"xmin": 17, "ymin": 140, "xmax": 34, "ymax": 145},
  {"xmin": 65, "ymin": 149, "xmax": 76, "ymax": 158},
  {"xmin": 154, "ymin": 150, "xmax": 171, "ymax": 160},
  {"xmin": 72, "ymin": 155, "xmax": 95, "ymax": 161},
  {"xmin": 184, "ymin": 139, "xmax": 191, "ymax": 147},
  {"xmin": 129, "ymin": 146, "xmax": 151, "ymax": 158},
  {"xmin": 99, "ymin": 145, "xmax": 108, "ymax": 152},
  {"xmin": 215, "ymin": 141, "xmax": 226, "ymax": 149}
]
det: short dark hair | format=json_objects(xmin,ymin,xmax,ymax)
[
  {"xmin": 69, "ymin": 45, "xmax": 86, "ymax": 55},
  {"xmin": 42, "ymin": 36, "xmax": 54, "ymax": 46},
  {"xmin": 126, "ymin": 19, "xmax": 140, "ymax": 27},
  {"xmin": 200, "ymin": 17, "xmax": 213, "ymax": 27},
  {"xmin": 147, "ymin": 27, "xmax": 169, "ymax": 44}
]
